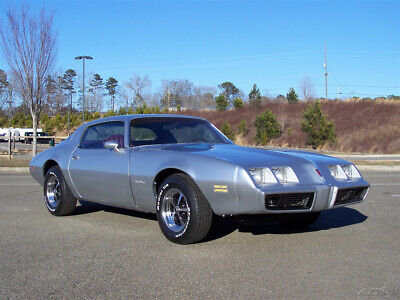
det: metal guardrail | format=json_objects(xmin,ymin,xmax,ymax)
[{"xmin": 1, "ymin": 135, "xmax": 68, "ymax": 158}]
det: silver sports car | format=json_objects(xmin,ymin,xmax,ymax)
[{"xmin": 30, "ymin": 115, "xmax": 370, "ymax": 244}]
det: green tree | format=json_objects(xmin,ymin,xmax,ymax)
[
  {"xmin": 233, "ymin": 97, "xmax": 243, "ymax": 109},
  {"xmin": 62, "ymin": 69, "xmax": 77, "ymax": 135},
  {"xmin": 215, "ymin": 93, "xmax": 228, "ymax": 111},
  {"xmin": 248, "ymin": 83, "xmax": 261, "ymax": 107},
  {"xmin": 218, "ymin": 82, "xmax": 239, "ymax": 103},
  {"xmin": 254, "ymin": 109, "xmax": 282, "ymax": 145},
  {"xmin": 105, "ymin": 77, "xmax": 118, "ymax": 112},
  {"xmin": 301, "ymin": 101, "xmax": 336, "ymax": 148},
  {"xmin": 89, "ymin": 74, "xmax": 104, "ymax": 112},
  {"xmin": 286, "ymin": 88, "xmax": 299, "ymax": 104},
  {"xmin": 45, "ymin": 75, "xmax": 65, "ymax": 113},
  {"xmin": 220, "ymin": 122, "xmax": 235, "ymax": 140},
  {"xmin": 238, "ymin": 119, "xmax": 248, "ymax": 135}
]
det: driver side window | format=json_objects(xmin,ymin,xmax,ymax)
[{"xmin": 81, "ymin": 122, "xmax": 125, "ymax": 149}]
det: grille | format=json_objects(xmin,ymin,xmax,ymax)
[
  {"xmin": 265, "ymin": 192, "xmax": 314, "ymax": 210},
  {"xmin": 334, "ymin": 187, "xmax": 367, "ymax": 206}
]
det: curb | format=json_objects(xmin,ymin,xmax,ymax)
[
  {"xmin": 0, "ymin": 167, "xmax": 30, "ymax": 173},
  {"xmin": 356, "ymin": 165, "xmax": 400, "ymax": 172},
  {"xmin": 1, "ymin": 165, "xmax": 400, "ymax": 174}
]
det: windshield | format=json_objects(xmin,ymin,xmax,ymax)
[{"xmin": 130, "ymin": 117, "xmax": 230, "ymax": 147}]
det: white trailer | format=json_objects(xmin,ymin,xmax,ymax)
[{"xmin": 0, "ymin": 127, "xmax": 43, "ymax": 142}]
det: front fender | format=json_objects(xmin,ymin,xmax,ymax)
[{"xmin": 130, "ymin": 149, "xmax": 241, "ymax": 214}]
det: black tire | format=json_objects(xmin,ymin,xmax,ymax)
[
  {"xmin": 156, "ymin": 174, "xmax": 213, "ymax": 244},
  {"xmin": 44, "ymin": 165, "xmax": 76, "ymax": 216},
  {"xmin": 279, "ymin": 212, "xmax": 321, "ymax": 228}
]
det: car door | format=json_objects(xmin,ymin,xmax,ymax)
[{"xmin": 68, "ymin": 121, "xmax": 135, "ymax": 206}]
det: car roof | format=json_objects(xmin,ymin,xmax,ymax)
[{"xmin": 79, "ymin": 114, "xmax": 207, "ymax": 128}]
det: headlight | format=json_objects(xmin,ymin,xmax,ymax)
[
  {"xmin": 271, "ymin": 166, "xmax": 299, "ymax": 184},
  {"xmin": 328, "ymin": 165, "xmax": 348, "ymax": 180},
  {"xmin": 342, "ymin": 164, "xmax": 361, "ymax": 180},
  {"xmin": 249, "ymin": 168, "xmax": 277, "ymax": 186}
]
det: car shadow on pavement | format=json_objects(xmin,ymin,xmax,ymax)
[
  {"xmin": 237, "ymin": 207, "xmax": 368, "ymax": 236},
  {"xmin": 74, "ymin": 201, "xmax": 367, "ymax": 241},
  {"xmin": 205, "ymin": 207, "xmax": 368, "ymax": 241},
  {"xmin": 73, "ymin": 200, "xmax": 157, "ymax": 221}
]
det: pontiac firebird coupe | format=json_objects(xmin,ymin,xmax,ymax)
[{"xmin": 30, "ymin": 115, "xmax": 370, "ymax": 244}]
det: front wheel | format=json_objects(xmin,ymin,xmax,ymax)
[
  {"xmin": 156, "ymin": 174, "xmax": 213, "ymax": 244},
  {"xmin": 44, "ymin": 166, "xmax": 77, "ymax": 216}
]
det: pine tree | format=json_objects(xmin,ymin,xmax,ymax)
[
  {"xmin": 220, "ymin": 122, "xmax": 235, "ymax": 140},
  {"xmin": 286, "ymin": 88, "xmax": 299, "ymax": 104},
  {"xmin": 218, "ymin": 82, "xmax": 239, "ymax": 102},
  {"xmin": 215, "ymin": 93, "xmax": 229, "ymax": 111},
  {"xmin": 254, "ymin": 109, "xmax": 282, "ymax": 145},
  {"xmin": 89, "ymin": 74, "xmax": 104, "ymax": 112},
  {"xmin": 62, "ymin": 69, "xmax": 77, "ymax": 135},
  {"xmin": 233, "ymin": 97, "xmax": 243, "ymax": 109},
  {"xmin": 105, "ymin": 77, "xmax": 118, "ymax": 112},
  {"xmin": 238, "ymin": 119, "xmax": 248, "ymax": 135},
  {"xmin": 301, "ymin": 101, "xmax": 336, "ymax": 148},
  {"xmin": 249, "ymin": 84, "xmax": 261, "ymax": 107}
]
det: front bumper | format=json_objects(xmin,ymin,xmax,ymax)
[{"xmin": 235, "ymin": 181, "xmax": 370, "ymax": 215}]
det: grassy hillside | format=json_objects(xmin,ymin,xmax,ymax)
[{"xmin": 179, "ymin": 99, "xmax": 400, "ymax": 154}]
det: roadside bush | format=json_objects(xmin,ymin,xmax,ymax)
[
  {"xmin": 220, "ymin": 122, "xmax": 235, "ymax": 140},
  {"xmin": 0, "ymin": 116, "xmax": 9, "ymax": 127},
  {"xmin": 301, "ymin": 101, "xmax": 336, "ymax": 148},
  {"xmin": 104, "ymin": 110, "xmax": 116, "ymax": 118},
  {"xmin": 118, "ymin": 107, "xmax": 127, "ymax": 115},
  {"xmin": 238, "ymin": 119, "xmax": 248, "ymax": 135},
  {"xmin": 254, "ymin": 109, "xmax": 281, "ymax": 145},
  {"xmin": 233, "ymin": 97, "xmax": 243, "ymax": 109}
]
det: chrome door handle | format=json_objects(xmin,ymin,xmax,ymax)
[{"xmin": 71, "ymin": 156, "xmax": 79, "ymax": 160}]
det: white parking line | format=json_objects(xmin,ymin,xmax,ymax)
[
  {"xmin": 392, "ymin": 195, "xmax": 400, "ymax": 197},
  {"xmin": 371, "ymin": 183, "xmax": 400, "ymax": 186},
  {"xmin": 0, "ymin": 184, "xmax": 38, "ymax": 186}
]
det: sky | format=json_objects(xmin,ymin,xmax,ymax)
[{"xmin": 0, "ymin": 0, "xmax": 399, "ymax": 100}]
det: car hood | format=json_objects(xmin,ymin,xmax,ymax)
[{"xmin": 156, "ymin": 143, "xmax": 347, "ymax": 168}]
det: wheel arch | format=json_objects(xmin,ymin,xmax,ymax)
[
  {"xmin": 43, "ymin": 159, "xmax": 59, "ymax": 177},
  {"xmin": 153, "ymin": 168, "xmax": 189, "ymax": 198}
]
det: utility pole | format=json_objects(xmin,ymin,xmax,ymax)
[
  {"xmin": 324, "ymin": 44, "xmax": 328, "ymax": 100},
  {"xmin": 75, "ymin": 56, "xmax": 93, "ymax": 124}
]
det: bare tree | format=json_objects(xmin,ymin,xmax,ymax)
[
  {"xmin": 160, "ymin": 79, "xmax": 194, "ymax": 108},
  {"xmin": 190, "ymin": 86, "xmax": 216, "ymax": 110},
  {"xmin": 299, "ymin": 75, "xmax": 315, "ymax": 102},
  {"xmin": 0, "ymin": 6, "xmax": 57, "ymax": 155},
  {"xmin": 125, "ymin": 75, "xmax": 151, "ymax": 107}
]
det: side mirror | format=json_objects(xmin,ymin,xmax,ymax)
[{"xmin": 104, "ymin": 140, "xmax": 119, "ymax": 152}]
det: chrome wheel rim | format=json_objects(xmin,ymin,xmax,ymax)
[
  {"xmin": 161, "ymin": 188, "xmax": 190, "ymax": 233},
  {"xmin": 46, "ymin": 173, "xmax": 61, "ymax": 210}
]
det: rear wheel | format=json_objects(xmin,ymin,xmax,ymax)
[
  {"xmin": 279, "ymin": 212, "xmax": 321, "ymax": 228},
  {"xmin": 156, "ymin": 174, "xmax": 213, "ymax": 244},
  {"xmin": 44, "ymin": 166, "xmax": 76, "ymax": 216}
]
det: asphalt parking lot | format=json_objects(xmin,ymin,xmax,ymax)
[{"xmin": 0, "ymin": 171, "xmax": 399, "ymax": 298}]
